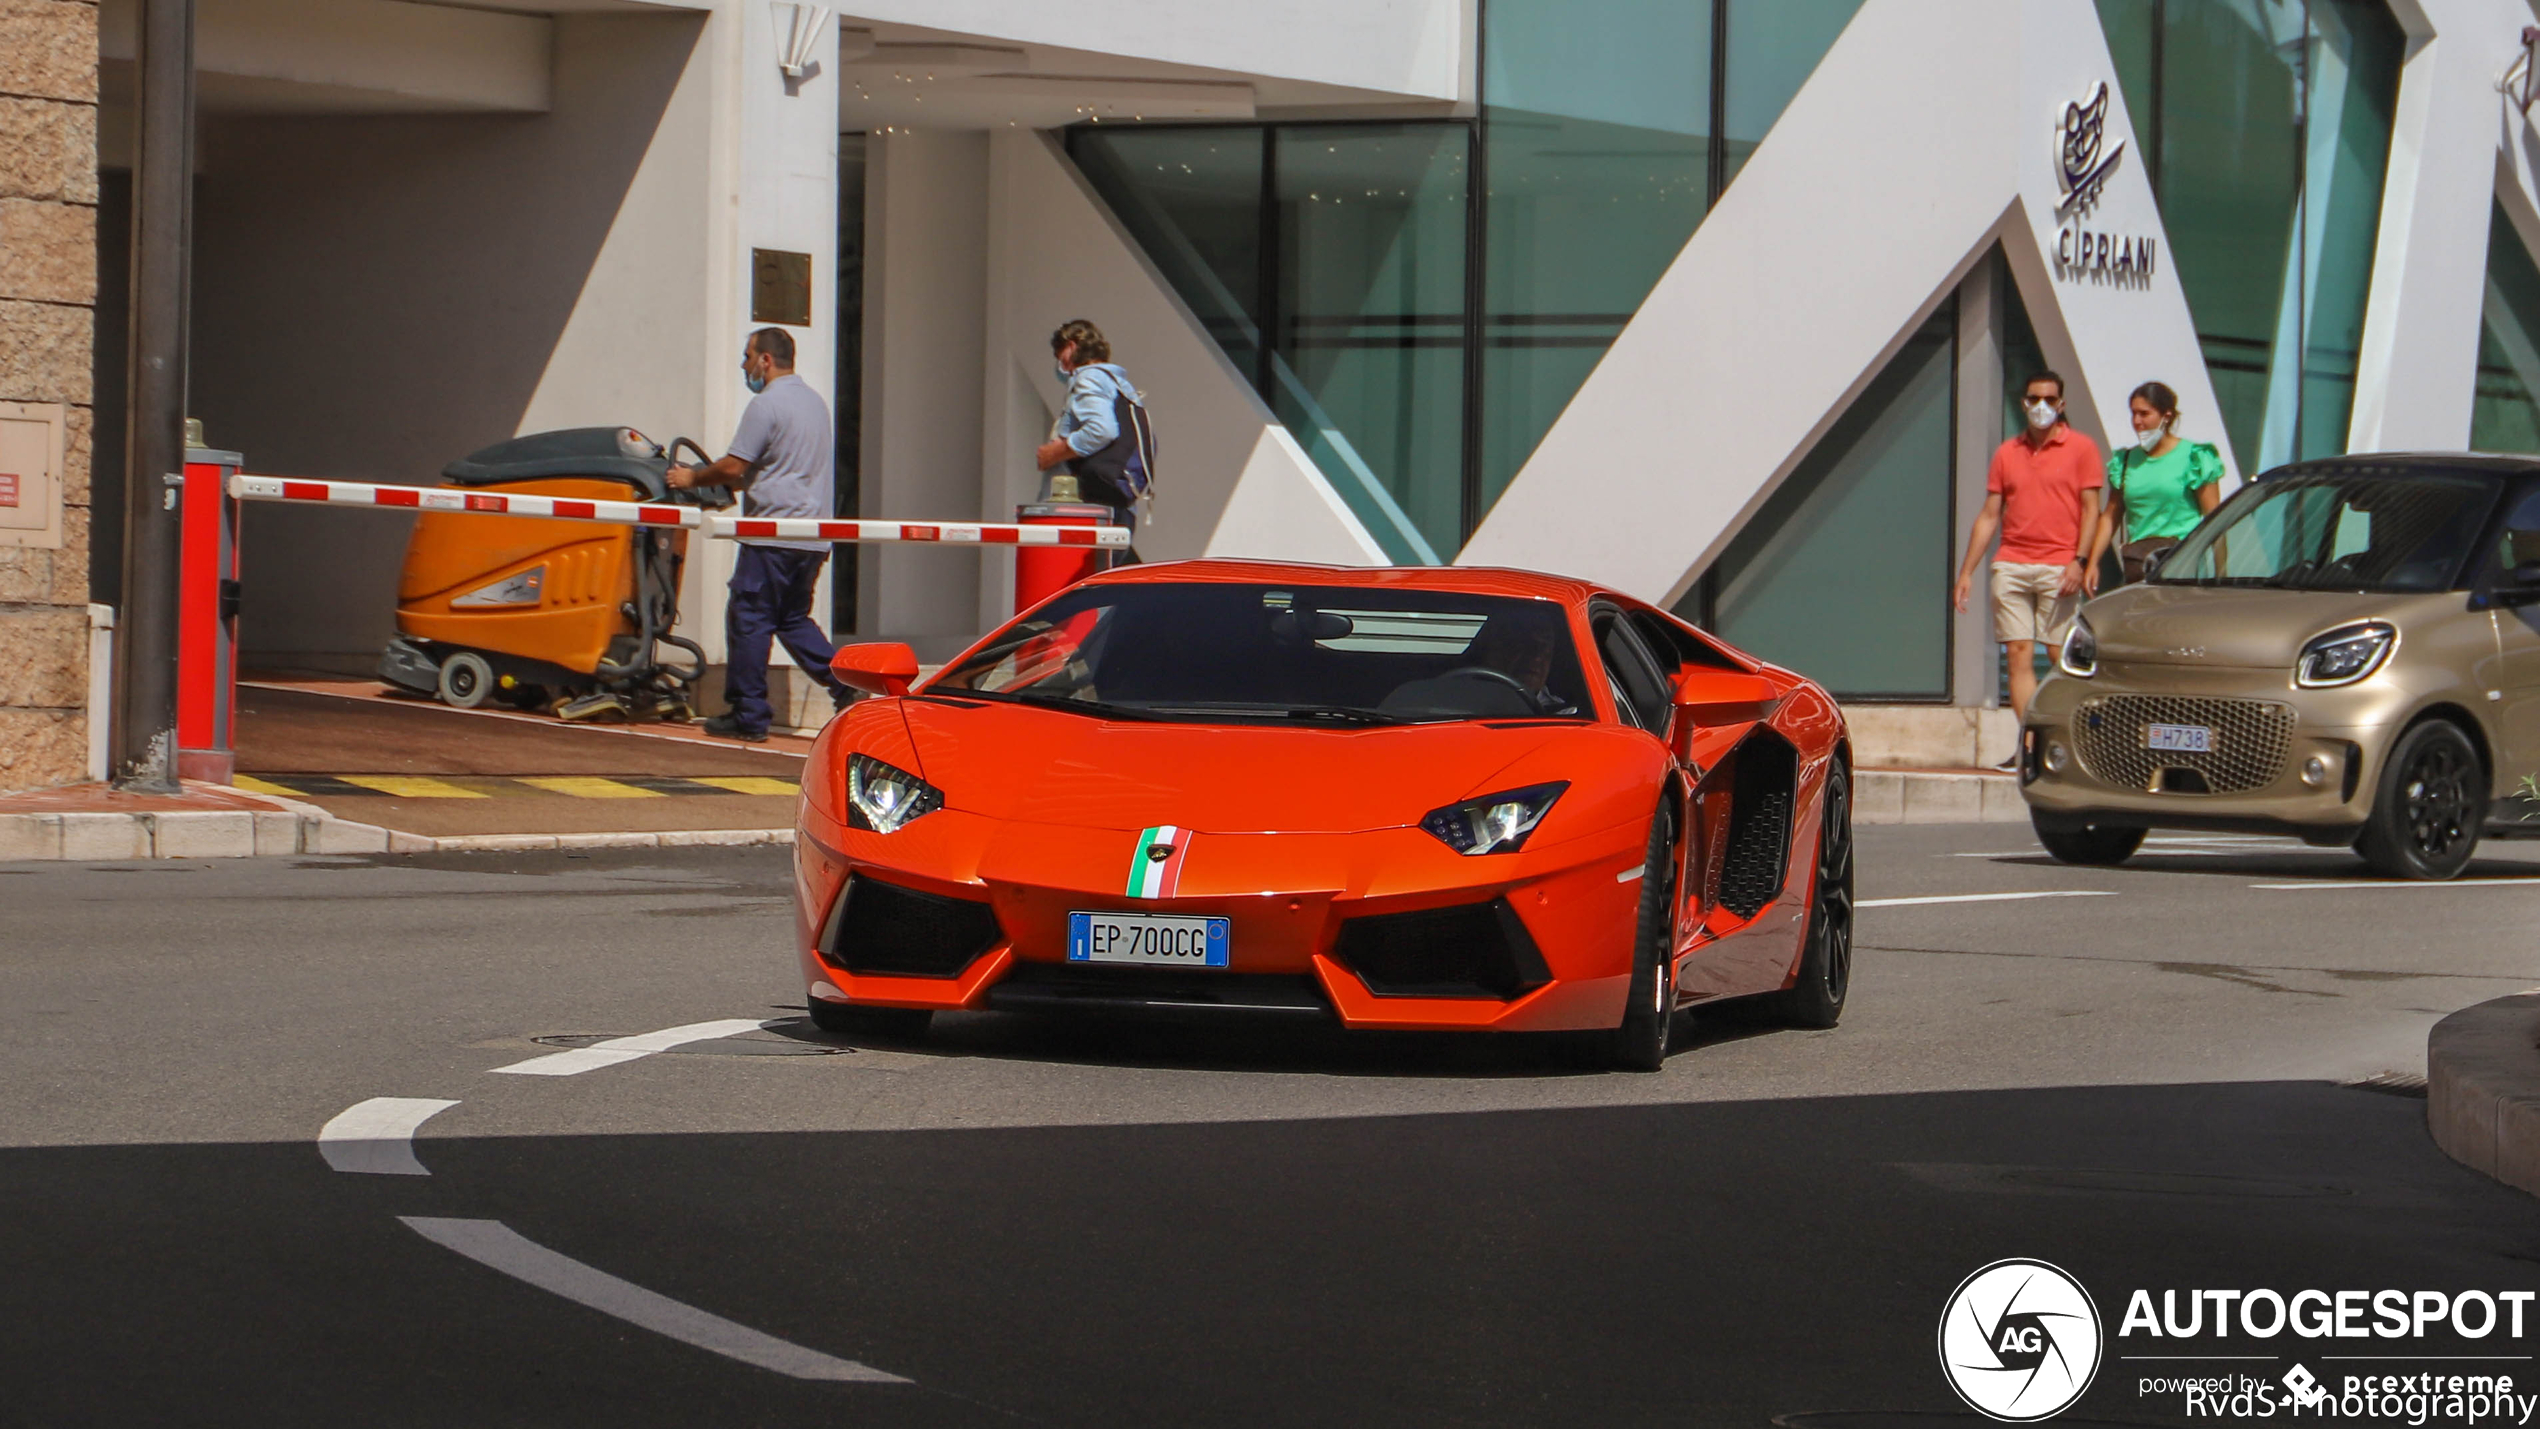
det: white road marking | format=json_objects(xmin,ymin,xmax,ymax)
[
  {"xmin": 2250, "ymin": 877, "xmax": 2540, "ymax": 891},
  {"xmin": 318, "ymin": 1097, "xmax": 459, "ymax": 1176},
  {"xmin": 490, "ymin": 1018, "xmax": 775, "ymax": 1077},
  {"xmin": 400, "ymin": 1217, "xmax": 906, "ymax": 1383},
  {"xmin": 1858, "ymin": 890, "xmax": 2119, "ymax": 909},
  {"xmin": 1616, "ymin": 863, "xmax": 1645, "ymax": 883}
]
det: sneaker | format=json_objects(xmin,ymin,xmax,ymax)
[
  {"xmin": 702, "ymin": 714, "xmax": 768, "ymax": 743},
  {"xmin": 1991, "ymin": 751, "xmax": 2021, "ymax": 773}
]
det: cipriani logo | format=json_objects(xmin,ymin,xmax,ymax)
[
  {"xmin": 1939, "ymin": 1259, "xmax": 2105, "ymax": 1422},
  {"xmin": 2057, "ymin": 83, "xmax": 2126, "ymax": 215}
]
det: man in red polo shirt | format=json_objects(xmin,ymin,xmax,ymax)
[{"xmin": 1952, "ymin": 371, "xmax": 2105, "ymax": 746}]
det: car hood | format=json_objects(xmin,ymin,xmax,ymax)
[
  {"xmin": 892, "ymin": 697, "xmax": 1579, "ymax": 834},
  {"xmin": 2082, "ymin": 584, "xmax": 2461, "ymax": 668}
]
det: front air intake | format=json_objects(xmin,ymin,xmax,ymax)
[
  {"xmin": 821, "ymin": 875, "xmax": 1002, "ymax": 978},
  {"xmin": 1333, "ymin": 898, "xmax": 1551, "ymax": 1000}
]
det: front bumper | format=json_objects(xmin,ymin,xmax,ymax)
[
  {"xmin": 2020, "ymin": 666, "xmax": 2387, "ymax": 838},
  {"xmin": 790, "ymin": 805, "xmax": 1650, "ymax": 1033}
]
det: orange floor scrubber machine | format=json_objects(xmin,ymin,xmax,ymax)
[{"xmin": 378, "ymin": 427, "xmax": 733, "ymax": 722}]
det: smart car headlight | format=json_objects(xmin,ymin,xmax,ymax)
[
  {"xmin": 2295, "ymin": 622, "xmax": 2395, "ymax": 688},
  {"xmin": 1419, "ymin": 782, "xmax": 1568, "ymax": 856},
  {"xmin": 2058, "ymin": 617, "xmax": 2098, "ymax": 678},
  {"xmin": 846, "ymin": 753, "xmax": 943, "ymax": 833}
]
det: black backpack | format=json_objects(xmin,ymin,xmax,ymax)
[{"xmin": 1068, "ymin": 383, "xmax": 1156, "ymax": 510}]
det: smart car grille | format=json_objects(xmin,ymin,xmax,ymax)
[
  {"xmin": 1716, "ymin": 731, "xmax": 1797, "ymax": 920},
  {"xmin": 821, "ymin": 875, "xmax": 1002, "ymax": 978},
  {"xmin": 2071, "ymin": 695, "xmax": 2294, "ymax": 794},
  {"xmin": 1333, "ymin": 898, "xmax": 1551, "ymax": 1000}
]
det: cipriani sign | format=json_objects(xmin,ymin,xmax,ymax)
[{"xmin": 2054, "ymin": 82, "xmax": 2157, "ymax": 284}]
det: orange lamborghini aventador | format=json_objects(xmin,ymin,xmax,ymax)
[{"xmin": 790, "ymin": 561, "xmax": 1851, "ymax": 1070}]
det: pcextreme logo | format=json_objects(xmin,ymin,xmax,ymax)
[{"xmin": 1939, "ymin": 1259, "xmax": 2105, "ymax": 1421}]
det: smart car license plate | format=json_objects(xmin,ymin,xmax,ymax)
[
  {"xmin": 1068, "ymin": 911, "xmax": 1230, "ymax": 968},
  {"xmin": 2145, "ymin": 722, "xmax": 2214, "ymax": 753}
]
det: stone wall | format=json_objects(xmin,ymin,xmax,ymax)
[{"xmin": 0, "ymin": 0, "xmax": 97, "ymax": 792}]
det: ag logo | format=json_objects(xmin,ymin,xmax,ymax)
[{"xmin": 1938, "ymin": 1259, "xmax": 2103, "ymax": 1421}]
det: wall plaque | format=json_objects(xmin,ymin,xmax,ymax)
[{"xmin": 751, "ymin": 248, "xmax": 813, "ymax": 327}]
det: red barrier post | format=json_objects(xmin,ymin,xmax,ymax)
[
  {"xmin": 177, "ymin": 444, "xmax": 241, "ymax": 783},
  {"xmin": 1014, "ymin": 502, "xmax": 1114, "ymax": 613}
]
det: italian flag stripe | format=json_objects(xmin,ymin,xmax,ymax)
[{"xmin": 1127, "ymin": 825, "xmax": 1180, "ymax": 898}]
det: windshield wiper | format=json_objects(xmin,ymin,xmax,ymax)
[
  {"xmin": 966, "ymin": 690, "xmax": 1167, "ymax": 722},
  {"xmin": 1283, "ymin": 705, "xmax": 1421, "ymax": 726}
]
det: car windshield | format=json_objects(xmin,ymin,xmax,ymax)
[
  {"xmin": 2155, "ymin": 470, "xmax": 2496, "ymax": 593},
  {"xmin": 927, "ymin": 582, "xmax": 1597, "ymax": 724}
]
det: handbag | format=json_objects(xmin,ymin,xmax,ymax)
[{"xmin": 2110, "ymin": 447, "xmax": 2178, "ymax": 584}]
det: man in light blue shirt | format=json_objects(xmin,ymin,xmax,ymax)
[{"xmin": 668, "ymin": 327, "xmax": 848, "ymax": 741}]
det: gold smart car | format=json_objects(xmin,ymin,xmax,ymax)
[{"xmin": 2023, "ymin": 454, "xmax": 2540, "ymax": 879}]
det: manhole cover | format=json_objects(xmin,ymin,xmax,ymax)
[{"xmin": 529, "ymin": 1033, "xmax": 848, "ymax": 1057}]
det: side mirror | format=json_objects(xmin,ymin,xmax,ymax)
[
  {"xmin": 830, "ymin": 642, "xmax": 919, "ymax": 697},
  {"xmin": 1670, "ymin": 669, "xmax": 1780, "ymax": 725}
]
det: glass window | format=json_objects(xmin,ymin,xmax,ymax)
[
  {"xmin": 1719, "ymin": 0, "xmax": 1863, "ymax": 187},
  {"xmin": 2158, "ymin": 471, "xmax": 2496, "ymax": 592},
  {"xmin": 1594, "ymin": 609, "xmax": 1673, "ymax": 734},
  {"xmin": 2473, "ymin": 202, "xmax": 2540, "ymax": 454},
  {"xmin": 2098, "ymin": 0, "xmax": 2403, "ymax": 471},
  {"xmin": 931, "ymin": 582, "xmax": 1594, "ymax": 723},
  {"xmin": 1272, "ymin": 126, "xmax": 1470, "ymax": 563},
  {"xmin": 1695, "ymin": 312, "xmax": 1956, "ymax": 699},
  {"xmin": 1068, "ymin": 127, "xmax": 1266, "ymax": 388}
]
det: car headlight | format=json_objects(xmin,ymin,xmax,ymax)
[
  {"xmin": 846, "ymin": 753, "xmax": 943, "ymax": 833},
  {"xmin": 2295, "ymin": 622, "xmax": 2395, "ymax": 688},
  {"xmin": 1419, "ymin": 782, "xmax": 1567, "ymax": 856},
  {"xmin": 2058, "ymin": 617, "xmax": 2098, "ymax": 677}
]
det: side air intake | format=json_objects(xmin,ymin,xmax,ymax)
[{"xmin": 1715, "ymin": 730, "xmax": 1798, "ymax": 919}]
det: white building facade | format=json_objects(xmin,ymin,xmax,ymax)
[{"xmin": 99, "ymin": 0, "xmax": 2540, "ymax": 748}]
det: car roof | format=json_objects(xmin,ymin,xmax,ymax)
[
  {"xmin": 2262, "ymin": 452, "xmax": 2540, "ymax": 481},
  {"xmin": 1079, "ymin": 558, "xmax": 1608, "ymax": 605}
]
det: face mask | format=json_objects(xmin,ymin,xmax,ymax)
[
  {"xmin": 2025, "ymin": 400, "xmax": 2058, "ymax": 431},
  {"xmin": 2137, "ymin": 425, "xmax": 2167, "ymax": 452},
  {"xmin": 1054, "ymin": 363, "xmax": 1072, "ymax": 383},
  {"xmin": 744, "ymin": 368, "xmax": 767, "ymax": 395}
]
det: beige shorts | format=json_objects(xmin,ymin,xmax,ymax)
[{"xmin": 1991, "ymin": 562, "xmax": 2079, "ymax": 646}]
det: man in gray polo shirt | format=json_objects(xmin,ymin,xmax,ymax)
[{"xmin": 667, "ymin": 327, "xmax": 848, "ymax": 741}]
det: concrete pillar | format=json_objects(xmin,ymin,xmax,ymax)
[
  {"xmin": 1952, "ymin": 251, "xmax": 2003, "ymax": 709},
  {"xmin": 0, "ymin": 0, "xmax": 100, "ymax": 792},
  {"xmin": 857, "ymin": 130, "xmax": 988, "ymax": 659}
]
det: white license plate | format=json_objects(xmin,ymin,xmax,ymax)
[
  {"xmin": 2145, "ymin": 722, "xmax": 2214, "ymax": 753},
  {"xmin": 1067, "ymin": 911, "xmax": 1230, "ymax": 968}
]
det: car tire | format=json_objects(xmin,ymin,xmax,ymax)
[
  {"xmin": 1761, "ymin": 758, "xmax": 1853, "ymax": 1029},
  {"xmin": 807, "ymin": 999, "xmax": 933, "ymax": 1041},
  {"xmin": 2031, "ymin": 812, "xmax": 2145, "ymax": 866},
  {"xmin": 2356, "ymin": 719, "xmax": 2485, "ymax": 881},
  {"xmin": 437, "ymin": 650, "xmax": 495, "ymax": 710},
  {"xmin": 1596, "ymin": 800, "xmax": 1679, "ymax": 1073}
]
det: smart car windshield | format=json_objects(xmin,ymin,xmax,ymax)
[
  {"xmin": 2155, "ymin": 470, "xmax": 2496, "ymax": 593},
  {"xmin": 927, "ymin": 582, "xmax": 1596, "ymax": 724}
]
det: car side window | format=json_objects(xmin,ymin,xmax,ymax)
[
  {"xmin": 1594, "ymin": 610, "xmax": 1672, "ymax": 736},
  {"xmin": 2492, "ymin": 487, "xmax": 2540, "ymax": 580}
]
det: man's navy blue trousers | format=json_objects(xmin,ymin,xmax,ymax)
[{"xmin": 724, "ymin": 545, "xmax": 847, "ymax": 736}]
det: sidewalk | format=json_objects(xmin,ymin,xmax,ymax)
[{"xmin": 1854, "ymin": 767, "xmax": 2027, "ymax": 824}]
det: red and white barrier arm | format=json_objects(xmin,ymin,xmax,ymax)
[
  {"xmin": 711, "ymin": 516, "xmax": 1130, "ymax": 548},
  {"xmin": 226, "ymin": 473, "xmax": 703, "ymax": 528},
  {"xmin": 222, "ymin": 474, "xmax": 1126, "ymax": 546}
]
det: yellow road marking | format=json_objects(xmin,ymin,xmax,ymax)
[
  {"xmin": 683, "ymin": 776, "xmax": 801, "ymax": 797},
  {"xmin": 515, "ymin": 777, "xmax": 665, "ymax": 800},
  {"xmin": 232, "ymin": 774, "xmax": 297, "ymax": 796},
  {"xmin": 338, "ymin": 776, "xmax": 490, "ymax": 799}
]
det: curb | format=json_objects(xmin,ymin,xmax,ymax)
[
  {"xmin": 1854, "ymin": 770, "xmax": 2028, "ymax": 824},
  {"xmin": 2428, "ymin": 992, "xmax": 2540, "ymax": 1198},
  {"xmin": 0, "ymin": 798, "xmax": 794, "ymax": 862}
]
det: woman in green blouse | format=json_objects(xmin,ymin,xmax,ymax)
[{"xmin": 2086, "ymin": 380, "xmax": 2225, "ymax": 592}]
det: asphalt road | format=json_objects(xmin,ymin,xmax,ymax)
[{"xmin": 4, "ymin": 826, "xmax": 2539, "ymax": 1426}]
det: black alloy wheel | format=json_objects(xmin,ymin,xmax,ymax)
[
  {"xmin": 2031, "ymin": 812, "xmax": 2145, "ymax": 866},
  {"xmin": 1598, "ymin": 800, "xmax": 1680, "ymax": 1072},
  {"xmin": 2357, "ymin": 720, "xmax": 2485, "ymax": 881},
  {"xmin": 1764, "ymin": 758, "xmax": 1853, "ymax": 1029},
  {"xmin": 807, "ymin": 1000, "xmax": 934, "ymax": 1041}
]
